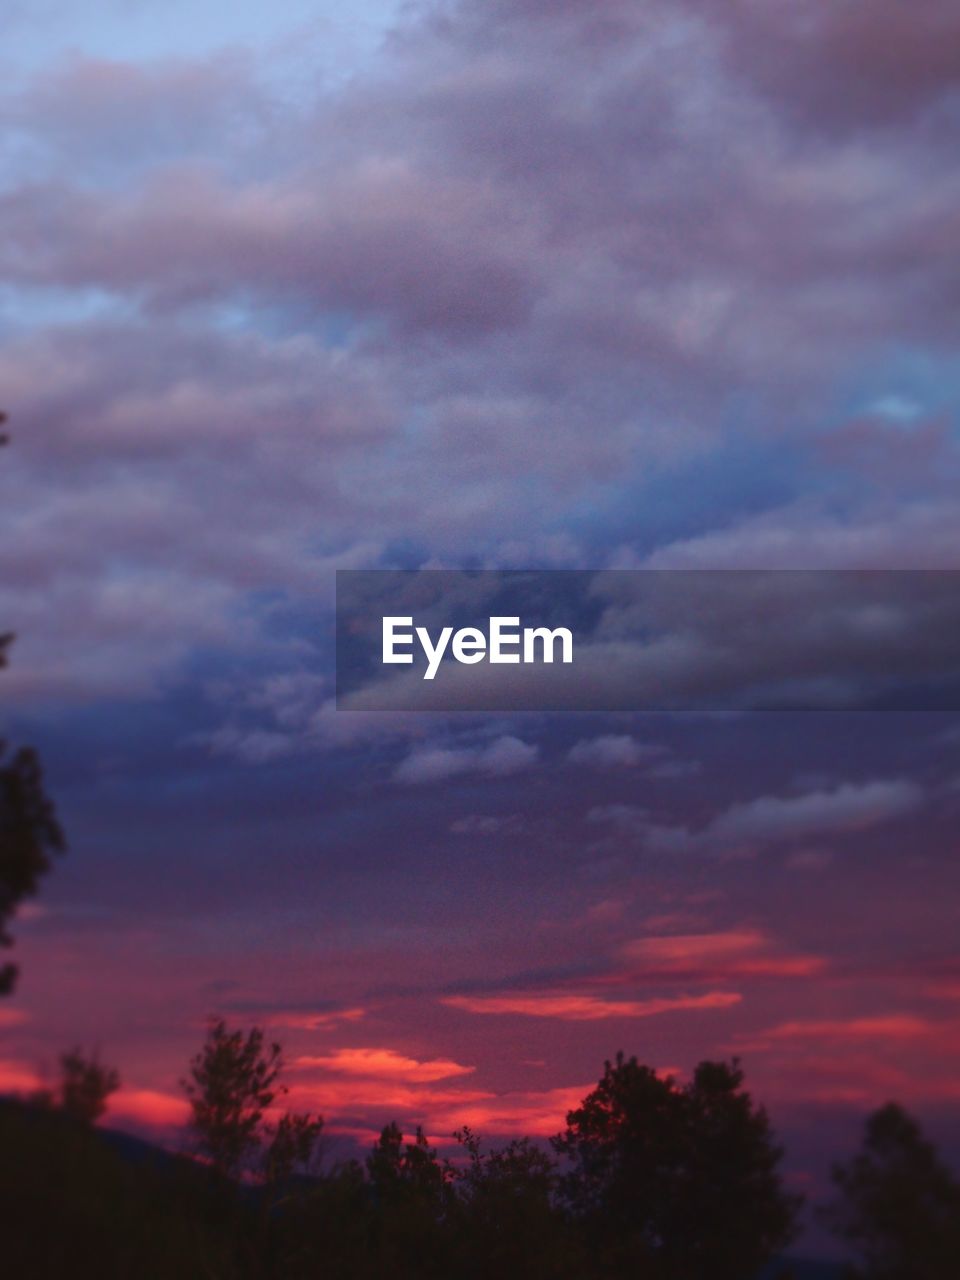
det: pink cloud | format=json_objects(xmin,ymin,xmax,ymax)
[
  {"xmin": 619, "ymin": 929, "xmax": 826, "ymax": 980},
  {"xmin": 261, "ymin": 1007, "xmax": 366, "ymax": 1032},
  {"xmin": 293, "ymin": 1047, "xmax": 475, "ymax": 1083},
  {"xmin": 423, "ymin": 1083, "xmax": 597, "ymax": 1138},
  {"xmin": 107, "ymin": 1087, "xmax": 190, "ymax": 1129},
  {"xmin": 755, "ymin": 1016, "xmax": 931, "ymax": 1042},
  {"xmin": 442, "ymin": 990, "xmax": 741, "ymax": 1021},
  {"xmin": 0, "ymin": 1058, "xmax": 41, "ymax": 1093}
]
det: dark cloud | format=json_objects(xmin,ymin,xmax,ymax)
[{"xmin": 4, "ymin": 0, "xmax": 960, "ymax": 1194}]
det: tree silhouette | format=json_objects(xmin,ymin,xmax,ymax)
[
  {"xmin": 823, "ymin": 1102, "xmax": 960, "ymax": 1279},
  {"xmin": 181, "ymin": 1016, "xmax": 323, "ymax": 1185},
  {"xmin": 367, "ymin": 1121, "xmax": 453, "ymax": 1204},
  {"xmin": 262, "ymin": 1108, "xmax": 324, "ymax": 1185},
  {"xmin": 552, "ymin": 1053, "xmax": 799, "ymax": 1279},
  {"xmin": 182, "ymin": 1017, "xmax": 285, "ymax": 1177},
  {"xmin": 57, "ymin": 1047, "xmax": 121, "ymax": 1125},
  {"xmin": 1, "ymin": 415, "xmax": 65, "ymax": 996},
  {"xmin": 364, "ymin": 1123, "xmax": 456, "ymax": 1275},
  {"xmin": 453, "ymin": 1127, "xmax": 581, "ymax": 1279}
]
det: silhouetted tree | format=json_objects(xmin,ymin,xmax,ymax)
[
  {"xmin": 364, "ymin": 1123, "xmax": 455, "ymax": 1276},
  {"xmin": 552, "ymin": 1053, "xmax": 799, "ymax": 1279},
  {"xmin": 453, "ymin": 1127, "xmax": 582, "ymax": 1279},
  {"xmin": 182, "ymin": 1016, "xmax": 284, "ymax": 1178},
  {"xmin": 823, "ymin": 1102, "xmax": 960, "ymax": 1279},
  {"xmin": 367, "ymin": 1121, "xmax": 453, "ymax": 1204},
  {"xmin": 181, "ymin": 1016, "xmax": 323, "ymax": 1194},
  {"xmin": 1, "ymin": 416, "xmax": 65, "ymax": 996},
  {"xmin": 58, "ymin": 1047, "xmax": 121, "ymax": 1124},
  {"xmin": 262, "ymin": 1109, "xmax": 324, "ymax": 1185}
]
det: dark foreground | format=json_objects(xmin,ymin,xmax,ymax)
[{"xmin": 1, "ymin": 1098, "xmax": 840, "ymax": 1280}]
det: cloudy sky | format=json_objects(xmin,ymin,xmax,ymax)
[{"xmin": 2, "ymin": 0, "xmax": 960, "ymax": 1235}]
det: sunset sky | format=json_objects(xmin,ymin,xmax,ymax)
[{"xmin": 2, "ymin": 0, "xmax": 960, "ymax": 1238}]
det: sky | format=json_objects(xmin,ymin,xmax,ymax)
[{"xmin": 2, "ymin": 0, "xmax": 960, "ymax": 1244}]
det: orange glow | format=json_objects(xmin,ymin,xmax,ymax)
[
  {"xmin": 284, "ymin": 1079, "xmax": 493, "ymax": 1113},
  {"xmin": 758, "ymin": 1015, "xmax": 931, "ymax": 1041},
  {"xmin": 293, "ymin": 1046, "xmax": 475, "ymax": 1082},
  {"xmin": 442, "ymin": 990, "xmax": 741, "ymax": 1021},
  {"xmin": 107, "ymin": 1087, "xmax": 190, "ymax": 1127},
  {"xmin": 0, "ymin": 1058, "xmax": 41, "ymax": 1093},
  {"xmin": 262, "ymin": 1007, "xmax": 366, "ymax": 1031},
  {"xmin": 620, "ymin": 929, "xmax": 826, "ymax": 978}
]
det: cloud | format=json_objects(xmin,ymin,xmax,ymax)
[
  {"xmin": 699, "ymin": 0, "xmax": 960, "ymax": 132},
  {"xmin": 107, "ymin": 1087, "xmax": 190, "ymax": 1129},
  {"xmin": 727, "ymin": 1013, "xmax": 960, "ymax": 1106},
  {"xmin": 747, "ymin": 1015, "xmax": 931, "ymax": 1045},
  {"xmin": 198, "ymin": 726, "xmax": 298, "ymax": 764},
  {"xmin": 260, "ymin": 1007, "xmax": 366, "ymax": 1032},
  {"xmin": 590, "ymin": 780, "xmax": 924, "ymax": 856},
  {"xmin": 0, "ymin": 1061, "xmax": 189, "ymax": 1131},
  {"xmin": 567, "ymin": 735, "xmax": 665, "ymax": 768},
  {"xmin": 2, "ymin": 0, "xmax": 959, "ymax": 1168},
  {"xmin": 293, "ymin": 1046, "xmax": 475, "ymax": 1083},
  {"xmin": 339, "ymin": 570, "xmax": 960, "ymax": 714},
  {"xmin": 287, "ymin": 1077, "xmax": 599, "ymax": 1140},
  {"xmin": 15, "ymin": 51, "xmax": 270, "ymax": 178},
  {"xmin": 587, "ymin": 803, "xmax": 647, "ymax": 832},
  {"xmin": 620, "ymin": 929, "xmax": 826, "ymax": 980},
  {"xmin": 0, "ymin": 1058, "xmax": 40, "ymax": 1093},
  {"xmin": 449, "ymin": 813, "xmax": 523, "ymax": 835},
  {"xmin": 2, "ymin": 0, "xmax": 958, "ymax": 718},
  {"xmin": 704, "ymin": 779, "xmax": 924, "ymax": 848},
  {"xmin": 393, "ymin": 735, "xmax": 538, "ymax": 784},
  {"xmin": 442, "ymin": 990, "xmax": 741, "ymax": 1021},
  {"xmin": 421, "ymin": 1083, "xmax": 596, "ymax": 1138}
]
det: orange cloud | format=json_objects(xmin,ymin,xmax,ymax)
[
  {"xmin": 758, "ymin": 1015, "xmax": 930, "ymax": 1041},
  {"xmin": 285, "ymin": 1079, "xmax": 492, "ymax": 1115},
  {"xmin": 736, "ymin": 1014, "xmax": 960, "ymax": 1055},
  {"xmin": 293, "ymin": 1046, "xmax": 475, "ymax": 1082},
  {"xmin": 442, "ymin": 990, "xmax": 741, "ymax": 1021},
  {"xmin": 263, "ymin": 1007, "xmax": 366, "ymax": 1032},
  {"xmin": 424, "ymin": 1084, "xmax": 596, "ymax": 1137},
  {"xmin": 620, "ymin": 929, "xmax": 825, "ymax": 979},
  {"xmin": 745, "ymin": 1043, "xmax": 960, "ymax": 1108}
]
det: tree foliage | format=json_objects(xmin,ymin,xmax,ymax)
[
  {"xmin": 552, "ymin": 1052, "xmax": 800, "ymax": 1279},
  {"xmin": 0, "ymin": 745, "xmax": 65, "ymax": 995},
  {"xmin": 9, "ymin": 1031, "xmax": 949, "ymax": 1280},
  {"xmin": 58, "ymin": 1047, "xmax": 121, "ymax": 1125},
  {"xmin": 181, "ymin": 1017, "xmax": 322, "ymax": 1184},
  {"xmin": 367, "ymin": 1121, "xmax": 453, "ymax": 1203},
  {"xmin": 453, "ymin": 1127, "xmax": 582, "ymax": 1279},
  {"xmin": 0, "ymin": 415, "xmax": 65, "ymax": 996},
  {"xmin": 823, "ymin": 1102, "xmax": 960, "ymax": 1279},
  {"xmin": 262, "ymin": 1109, "xmax": 325, "ymax": 1185}
]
